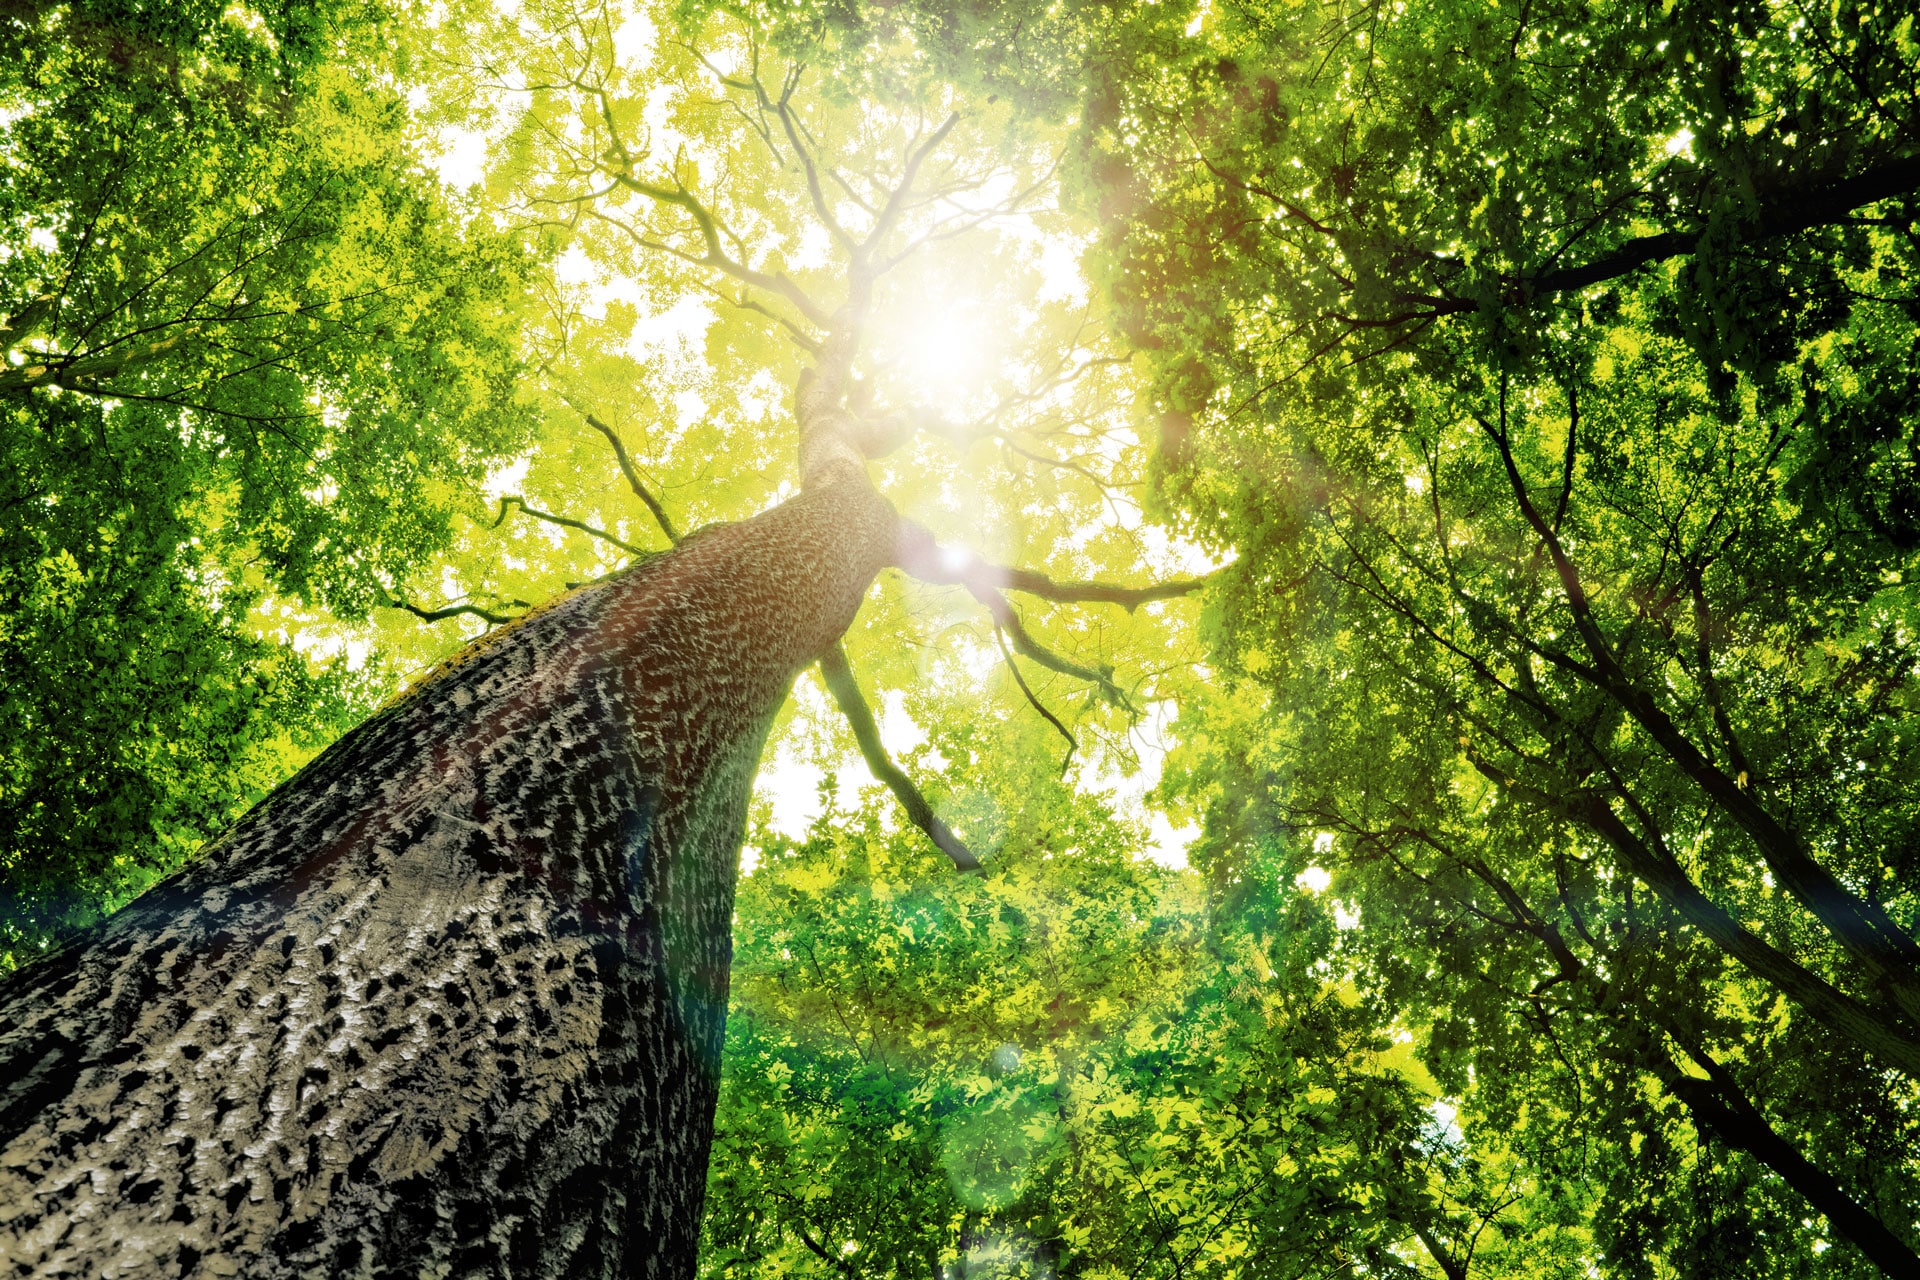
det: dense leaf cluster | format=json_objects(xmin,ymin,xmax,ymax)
[
  {"xmin": 1068, "ymin": 0, "xmax": 1920, "ymax": 1272},
  {"xmin": 0, "ymin": 0, "xmax": 536, "ymax": 957},
  {"xmin": 704, "ymin": 718, "xmax": 1496, "ymax": 1279}
]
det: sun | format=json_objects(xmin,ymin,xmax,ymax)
[{"xmin": 879, "ymin": 298, "xmax": 997, "ymax": 407}]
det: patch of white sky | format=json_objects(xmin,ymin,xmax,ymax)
[
  {"xmin": 254, "ymin": 572, "xmax": 376, "ymax": 668},
  {"xmin": 429, "ymin": 126, "xmax": 491, "ymax": 193},
  {"xmin": 482, "ymin": 454, "xmax": 531, "ymax": 502},
  {"xmin": 1297, "ymin": 831, "xmax": 1361, "ymax": 927},
  {"xmin": 613, "ymin": 10, "xmax": 657, "ymax": 67},
  {"xmin": 750, "ymin": 681, "xmax": 931, "ymax": 872},
  {"xmin": 1105, "ymin": 699, "xmax": 1200, "ymax": 868}
]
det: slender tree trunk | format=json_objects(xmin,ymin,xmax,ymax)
[
  {"xmin": 0, "ymin": 473, "xmax": 898, "ymax": 1278},
  {"xmin": 1662, "ymin": 1072, "xmax": 1920, "ymax": 1277},
  {"xmin": 1449, "ymin": 845, "xmax": 1920, "ymax": 1275}
]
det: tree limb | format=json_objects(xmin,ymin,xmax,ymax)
[
  {"xmin": 1470, "ymin": 753, "xmax": 1920, "ymax": 1076},
  {"xmin": 893, "ymin": 521, "xmax": 1141, "ymax": 709},
  {"xmin": 1219, "ymin": 153, "xmax": 1919, "ymax": 333},
  {"xmin": 381, "ymin": 596, "xmax": 523, "ymax": 627},
  {"xmin": 703, "ymin": 283, "xmax": 821, "ymax": 354},
  {"xmin": 1515, "ymin": 155, "xmax": 1920, "ymax": 300},
  {"xmin": 1474, "ymin": 396, "xmax": 1920, "ymax": 1022},
  {"xmin": 596, "ymin": 175, "xmax": 831, "ymax": 330},
  {"xmin": 491, "ymin": 495, "xmax": 652, "ymax": 557},
  {"xmin": 760, "ymin": 66, "xmax": 856, "ymax": 253},
  {"xmin": 1412, "ymin": 1224, "xmax": 1468, "ymax": 1280},
  {"xmin": 1388, "ymin": 155, "xmax": 1920, "ymax": 317},
  {"xmin": 995, "ymin": 626, "xmax": 1077, "ymax": 774},
  {"xmin": 571, "ymin": 408, "xmax": 680, "ymax": 543},
  {"xmin": 894, "ymin": 518, "xmax": 1207, "ymax": 609},
  {"xmin": 1662, "ymin": 1067, "xmax": 1920, "ymax": 1278},
  {"xmin": 860, "ymin": 113, "xmax": 961, "ymax": 261},
  {"xmin": 817, "ymin": 643, "xmax": 980, "ymax": 872},
  {"xmin": 1354, "ymin": 813, "xmax": 1920, "ymax": 1277}
]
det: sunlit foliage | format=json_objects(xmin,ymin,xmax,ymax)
[
  {"xmin": 0, "ymin": 0, "xmax": 535, "ymax": 956},
  {"xmin": 5, "ymin": 0, "xmax": 1917, "ymax": 1273},
  {"xmin": 1080, "ymin": 0, "xmax": 1920, "ymax": 1272}
]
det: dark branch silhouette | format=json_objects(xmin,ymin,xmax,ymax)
[
  {"xmin": 817, "ymin": 642, "xmax": 981, "ymax": 871},
  {"xmin": 895, "ymin": 518, "xmax": 1207, "ymax": 611},
  {"xmin": 492, "ymin": 495, "xmax": 653, "ymax": 557},
  {"xmin": 995, "ymin": 626, "xmax": 1078, "ymax": 773},
  {"xmin": 1218, "ymin": 153, "xmax": 1920, "ymax": 331},
  {"xmin": 381, "ymin": 595, "xmax": 525, "ymax": 627}
]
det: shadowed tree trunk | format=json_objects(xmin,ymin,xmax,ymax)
[{"xmin": 0, "ymin": 420, "xmax": 899, "ymax": 1275}]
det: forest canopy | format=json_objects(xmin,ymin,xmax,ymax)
[{"xmin": 2, "ymin": 0, "xmax": 1916, "ymax": 1276}]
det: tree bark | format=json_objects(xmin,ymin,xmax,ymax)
[{"xmin": 0, "ymin": 472, "xmax": 898, "ymax": 1278}]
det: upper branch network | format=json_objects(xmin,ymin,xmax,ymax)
[{"xmin": 411, "ymin": 26, "xmax": 1211, "ymax": 869}]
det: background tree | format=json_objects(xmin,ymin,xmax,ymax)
[
  {"xmin": 0, "ymin": 0, "xmax": 536, "ymax": 959},
  {"xmin": 1068, "ymin": 0, "xmax": 1920, "ymax": 1271}
]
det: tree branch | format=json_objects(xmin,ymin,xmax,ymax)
[
  {"xmin": 572, "ymin": 409, "xmax": 680, "ymax": 543},
  {"xmin": 491, "ymin": 495, "xmax": 652, "ymax": 557},
  {"xmin": 1474, "ymin": 396, "xmax": 1920, "ymax": 1022},
  {"xmin": 1390, "ymin": 155, "xmax": 1920, "ymax": 318},
  {"xmin": 1519, "ymin": 155, "xmax": 1920, "ymax": 299},
  {"xmin": 995, "ymin": 626, "xmax": 1077, "ymax": 773},
  {"xmin": 894, "ymin": 519, "xmax": 1207, "ymax": 609},
  {"xmin": 860, "ymin": 113, "xmax": 961, "ymax": 260},
  {"xmin": 1412, "ymin": 1224, "xmax": 1468, "ymax": 1280},
  {"xmin": 381, "ymin": 596, "xmax": 523, "ymax": 627},
  {"xmin": 1362, "ymin": 806, "xmax": 1920, "ymax": 1276},
  {"xmin": 703, "ymin": 283, "xmax": 821, "ymax": 354},
  {"xmin": 592, "ymin": 179, "xmax": 831, "ymax": 330},
  {"xmin": 761, "ymin": 67, "xmax": 856, "ymax": 253},
  {"xmin": 1661, "ymin": 1066, "xmax": 1920, "ymax": 1278},
  {"xmin": 893, "ymin": 522, "xmax": 1139, "ymax": 708},
  {"xmin": 817, "ymin": 643, "xmax": 980, "ymax": 872},
  {"xmin": 1470, "ymin": 753, "xmax": 1920, "ymax": 1076}
]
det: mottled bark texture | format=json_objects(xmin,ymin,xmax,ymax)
[{"xmin": 0, "ymin": 474, "xmax": 899, "ymax": 1279}]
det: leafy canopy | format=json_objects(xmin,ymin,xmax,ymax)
[
  {"xmin": 7, "ymin": 0, "xmax": 1920, "ymax": 1274},
  {"xmin": 0, "ymin": 0, "xmax": 536, "ymax": 955}
]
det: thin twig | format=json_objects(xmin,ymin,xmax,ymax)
[
  {"xmin": 996, "ymin": 626, "xmax": 1077, "ymax": 774},
  {"xmin": 382, "ymin": 596, "xmax": 523, "ymax": 627},
  {"xmin": 568, "ymin": 406, "xmax": 679, "ymax": 543},
  {"xmin": 491, "ymin": 495, "xmax": 651, "ymax": 557},
  {"xmin": 895, "ymin": 518, "xmax": 1208, "ymax": 610}
]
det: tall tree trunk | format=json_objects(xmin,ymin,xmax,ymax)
[{"xmin": 0, "ymin": 473, "xmax": 898, "ymax": 1278}]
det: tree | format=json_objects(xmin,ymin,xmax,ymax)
[
  {"xmin": 1076, "ymin": 0, "xmax": 1920, "ymax": 1270},
  {"xmin": 13, "ymin": 0, "xmax": 1914, "ymax": 1274},
  {"xmin": 0, "ymin": 5, "xmax": 1203, "ymax": 1274},
  {"xmin": 0, "ymin": 0, "xmax": 536, "ymax": 958}
]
